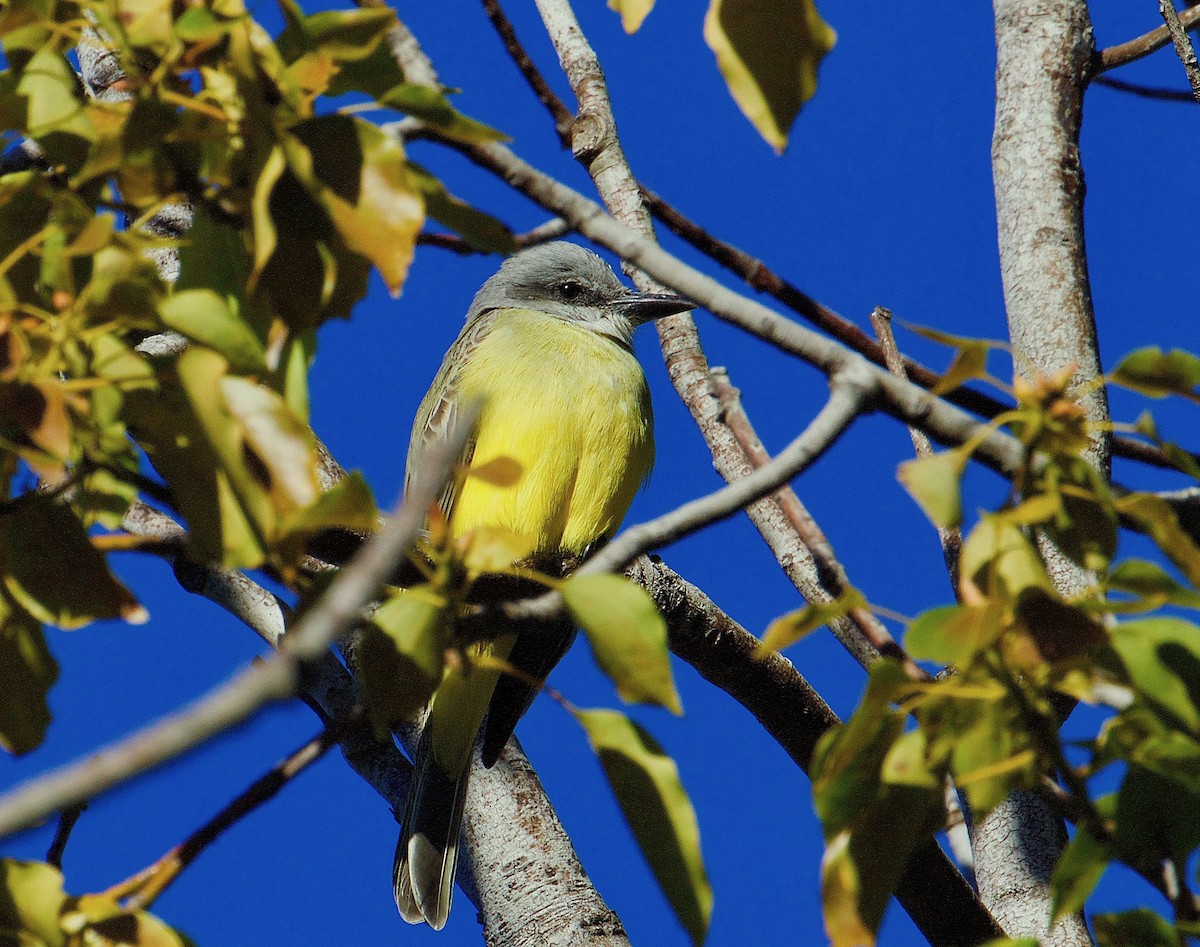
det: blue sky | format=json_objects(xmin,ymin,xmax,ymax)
[{"xmin": 3, "ymin": 2, "xmax": 1200, "ymax": 945}]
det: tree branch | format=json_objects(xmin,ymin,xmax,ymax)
[
  {"xmin": 982, "ymin": 2, "xmax": 1104, "ymax": 943},
  {"xmin": 629, "ymin": 557, "xmax": 1004, "ymax": 946},
  {"xmin": 1096, "ymin": 3, "xmax": 1200, "ymax": 72},
  {"xmin": 1159, "ymin": 0, "xmax": 1200, "ymax": 100},
  {"xmin": 1092, "ymin": 74, "xmax": 1199, "ymax": 101},
  {"xmin": 585, "ymin": 372, "xmax": 871, "ymax": 577}
]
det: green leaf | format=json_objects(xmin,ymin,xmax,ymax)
[
  {"xmin": 375, "ymin": 84, "xmax": 508, "ymax": 144},
  {"xmin": 275, "ymin": 0, "xmax": 396, "ymax": 63},
  {"xmin": 281, "ymin": 471, "xmax": 378, "ymax": 536},
  {"xmin": 574, "ymin": 708, "xmax": 711, "ymax": 946},
  {"xmin": 0, "ymin": 597, "xmax": 56, "ymax": 754},
  {"xmin": 356, "ymin": 587, "xmax": 449, "ymax": 731},
  {"xmin": 17, "ymin": 46, "xmax": 94, "ymax": 167},
  {"xmin": 897, "ymin": 449, "xmax": 966, "ymax": 528},
  {"xmin": 959, "ymin": 515, "xmax": 1055, "ymax": 602},
  {"xmin": 1116, "ymin": 493, "xmax": 1200, "ymax": 588},
  {"xmin": 124, "ymin": 379, "xmax": 265, "ymax": 569},
  {"xmin": 219, "ymin": 374, "xmax": 319, "ymax": 518},
  {"xmin": 880, "ymin": 729, "xmax": 940, "ymax": 789},
  {"xmin": 758, "ymin": 588, "xmax": 865, "ymax": 654},
  {"xmin": 1036, "ymin": 458, "xmax": 1117, "ymax": 574},
  {"xmin": 608, "ymin": 0, "xmax": 655, "ymax": 32},
  {"xmin": 286, "ymin": 115, "xmax": 423, "ymax": 296},
  {"xmin": 1094, "ymin": 909, "xmax": 1178, "ymax": 947},
  {"xmin": 562, "ymin": 573, "xmax": 681, "ymax": 714},
  {"xmin": 820, "ymin": 782, "xmax": 944, "ymax": 947},
  {"xmin": 1110, "ymin": 617, "xmax": 1200, "ymax": 735},
  {"xmin": 1110, "ymin": 347, "xmax": 1200, "ymax": 401},
  {"xmin": 1108, "ymin": 559, "xmax": 1200, "ymax": 611},
  {"xmin": 1011, "ymin": 587, "xmax": 1105, "ymax": 666},
  {"xmin": 703, "ymin": 0, "xmax": 836, "ymax": 154},
  {"xmin": 407, "ymin": 163, "xmax": 514, "ymax": 254},
  {"xmin": 932, "ymin": 340, "xmax": 991, "ymax": 395},
  {"xmin": 158, "ymin": 290, "xmax": 266, "ymax": 373},
  {"xmin": 1050, "ymin": 825, "xmax": 1108, "ymax": 922},
  {"xmin": 0, "ymin": 496, "xmax": 146, "ymax": 630},
  {"xmin": 0, "ymin": 859, "xmax": 67, "ymax": 947},
  {"xmin": 905, "ymin": 602, "xmax": 1003, "ymax": 665}
]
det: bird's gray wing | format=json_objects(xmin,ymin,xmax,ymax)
[{"xmin": 406, "ymin": 311, "xmax": 498, "ymax": 519}]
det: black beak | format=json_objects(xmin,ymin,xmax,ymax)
[{"xmin": 612, "ymin": 291, "xmax": 695, "ymax": 324}]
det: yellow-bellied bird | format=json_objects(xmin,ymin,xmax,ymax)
[{"xmin": 395, "ymin": 242, "xmax": 693, "ymax": 929}]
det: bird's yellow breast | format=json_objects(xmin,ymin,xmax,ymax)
[{"xmin": 450, "ymin": 309, "xmax": 654, "ymax": 554}]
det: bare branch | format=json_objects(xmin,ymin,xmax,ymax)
[
  {"xmin": 480, "ymin": 0, "xmax": 574, "ymax": 145},
  {"xmin": 707, "ymin": 367, "xmax": 906, "ymax": 672},
  {"xmin": 1093, "ymin": 73, "xmax": 1199, "ymax": 101},
  {"xmin": 981, "ymin": 1, "xmax": 1104, "ymax": 943},
  {"xmin": 1159, "ymin": 0, "xmax": 1200, "ymax": 100},
  {"xmin": 630, "ymin": 557, "xmax": 1004, "ymax": 947},
  {"xmin": 585, "ymin": 371, "xmax": 872, "ymax": 578},
  {"xmin": 45, "ymin": 803, "xmax": 87, "ymax": 870},
  {"xmin": 122, "ymin": 729, "xmax": 338, "ymax": 911},
  {"xmin": 0, "ymin": 410, "xmax": 473, "ymax": 840},
  {"xmin": 417, "ymin": 218, "xmax": 571, "ymax": 255},
  {"xmin": 870, "ymin": 307, "xmax": 962, "ymax": 592},
  {"xmin": 1097, "ymin": 3, "xmax": 1200, "ymax": 72}
]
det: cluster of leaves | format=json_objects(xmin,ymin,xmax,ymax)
[
  {"xmin": 606, "ymin": 0, "xmax": 836, "ymax": 154},
  {"xmin": 789, "ymin": 346, "xmax": 1200, "ymax": 946},
  {"xmin": 352, "ymin": 460, "xmax": 712, "ymax": 943},
  {"xmin": 0, "ymin": 0, "xmax": 521, "ymax": 757},
  {"xmin": 0, "ymin": 859, "xmax": 192, "ymax": 947}
]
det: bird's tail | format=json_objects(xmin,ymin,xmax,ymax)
[
  {"xmin": 394, "ymin": 634, "xmax": 516, "ymax": 928},
  {"xmin": 394, "ymin": 723, "xmax": 470, "ymax": 930}
]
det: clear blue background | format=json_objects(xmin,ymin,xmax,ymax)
[{"xmin": 3, "ymin": 3, "xmax": 1199, "ymax": 945}]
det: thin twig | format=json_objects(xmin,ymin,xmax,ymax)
[
  {"xmin": 642, "ymin": 186, "xmax": 1186, "ymax": 473},
  {"xmin": 0, "ymin": 408, "xmax": 474, "ymax": 840},
  {"xmin": 480, "ymin": 0, "xmax": 574, "ymax": 145},
  {"xmin": 417, "ymin": 218, "xmax": 571, "ymax": 255},
  {"xmin": 708, "ymin": 367, "xmax": 897, "ymax": 671},
  {"xmin": 121, "ymin": 729, "xmax": 338, "ymax": 910},
  {"xmin": 870, "ymin": 307, "xmax": 963, "ymax": 591},
  {"xmin": 422, "ymin": 132, "xmax": 1030, "ymax": 480},
  {"xmin": 1159, "ymin": 0, "xmax": 1200, "ymax": 100},
  {"xmin": 585, "ymin": 372, "xmax": 872, "ymax": 577},
  {"xmin": 1097, "ymin": 3, "xmax": 1200, "ymax": 72},
  {"xmin": 45, "ymin": 802, "xmax": 87, "ymax": 869},
  {"xmin": 1093, "ymin": 73, "xmax": 1199, "ymax": 100}
]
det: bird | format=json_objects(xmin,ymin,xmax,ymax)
[{"xmin": 394, "ymin": 241, "xmax": 694, "ymax": 929}]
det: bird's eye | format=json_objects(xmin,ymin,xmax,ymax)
[{"xmin": 558, "ymin": 280, "xmax": 584, "ymax": 300}]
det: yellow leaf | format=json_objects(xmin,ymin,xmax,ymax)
[
  {"xmin": 456, "ymin": 526, "xmax": 536, "ymax": 575},
  {"xmin": 574, "ymin": 708, "xmax": 711, "ymax": 945},
  {"xmin": 897, "ymin": 449, "xmax": 967, "ymax": 528},
  {"xmin": 703, "ymin": 0, "xmax": 835, "ymax": 154},
  {"xmin": 758, "ymin": 588, "xmax": 865, "ymax": 655},
  {"xmin": 608, "ymin": 0, "xmax": 655, "ymax": 33},
  {"xmin": 562, "ymin": 574, "xmax": 681, "ymax": 713}
]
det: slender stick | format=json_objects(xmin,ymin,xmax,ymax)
[
  {"xmin": 45, "ymin": 802, "xmax": 87, "ymax": 869},
  {"xmin": 1093, "ymin": 74, "xmax": 1199, "ymax": 101},
  {"xmin": 1159, "ymin": 0, "xmax": 1200, "ymax": 100},
  {"xmin": 480, "ymin": 0, "xmax": 574, "ymax": 145},
  {"xmin": 1097, "ymin": 3, "xmax": 1200, "ymax": 72},
  {"xmin": 585, "ymin": 373, "xmax": 870, "ymax": 577},
  {"xmin": 870, "ymin": 306, "xmax": 963, "ymax": 592},
  {"xmin": 121, "ymin": 730, "xmax": 338, "ymax": 911}
]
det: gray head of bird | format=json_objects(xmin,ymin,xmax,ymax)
[{"xmin": 466, "ymin": 241, "xmax": 695, "ymax": 346}]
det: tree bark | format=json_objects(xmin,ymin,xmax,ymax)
[{"xmin": 982, "ymin": 2, "xmax": 1106, "ymax": 944}]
